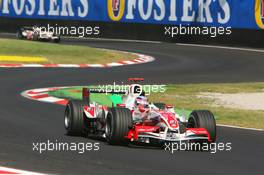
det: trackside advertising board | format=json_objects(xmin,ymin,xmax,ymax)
[{"xmin": 0, "ymin": 0, "xmax": 264, "ymax": 29}]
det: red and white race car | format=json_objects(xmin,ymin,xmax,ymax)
[
  {"xmin": 64, "ymin": 79, "xmax": 216, "ymax": 147},
  {"xmin": 17, "ymin": 26, "xmax": 61, "ymax": 43}
]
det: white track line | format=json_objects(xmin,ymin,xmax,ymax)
[
  {"xmin": 71, "ymin": 36, "xmax": 264, "ymax": 53},
  {"xmin": 73, "ymin": 36, "xmax": 264, "ymax": 53},
  {"xmin": 217, "ymin": 124, "xmax": 263, "ymax": 132},
  {"xmin": 0, "ymin": 166, "xmax": 47, "ymax": 175},
  {"xmin": 65, "ymin": 36, "xmax": 162, "ymax": 44},
  {"xmin": 176, "ymin": 43, "xmax": 264, "ymax": 53}
]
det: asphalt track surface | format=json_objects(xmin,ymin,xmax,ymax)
[{"xmin": 0, "ymin": 37, "xmax": 263, "ymax": 175}]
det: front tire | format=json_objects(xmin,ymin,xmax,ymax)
[
  {"xmin": 188, "ymin": 110, "xmax": 216, "ymax": 142},
  {"xmin": 64, "ymin": 100, "xmax": 85, "ymax": 136},
  {"xmin": 16, "ymin": 29, "xmax": 23, "ymax": 40},
  {"xmin": 105, "ymin": 107, "xmax": 133, "ymax": 145}
]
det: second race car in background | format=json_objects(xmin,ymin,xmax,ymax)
[{"xmin": 17, "ymin": 26, "xmax": 61, "ymax": 43}]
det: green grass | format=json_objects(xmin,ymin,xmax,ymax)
[
  {"xmin": 48, "ymin": 83, "xmax": 264, "ymax": 130},
  {"xmin": 0, "ymin": 38, "xmax": 136, "ymax": 64}
]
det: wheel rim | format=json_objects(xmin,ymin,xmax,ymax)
[
  {"xmin": 188, "ymin": 116, "xmax": 196, "ymax": 128},
  {"xmin": 64, "ymin": 106, "xmax": 70, "ymax": 129},
  {"xmin": 105, "ymin": 117, "xmax": 112, "ymax": 141}
]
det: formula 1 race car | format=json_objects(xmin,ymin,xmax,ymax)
[
  {"xmin": 64, "ymin": 79, "xmax": 216, "ymax": 147},
  {"xmin": 17, "ymin": 26, "xmax": 61, "ymax": 43}
]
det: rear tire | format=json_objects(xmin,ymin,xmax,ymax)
[
  {"xmin": 64, "ymin": 100, "xmax": 85, "ymax": 136},
  {"xmin": 105, "ymin": 107, "xmax": 133, "ymax": 145},
  {"xmin": 32, "ymin": 31, "xmax": 39, "ymax": 41},
  {"xmin": 53, "ymin": 36, "xmax": 61, "ymax": 43},
  {"xmin": 188, "ymin": 110, "xmax": 216, "ymax": 142}
]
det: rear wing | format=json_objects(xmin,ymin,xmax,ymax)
[
  {"xmin": 82, "ymin": 78, "xmax": 145, "ymax": 103},
  {"xmin": 82, "ymin": 88, "xmax": 127, "ymax": 103},
  {"xmin": 128, "ymin": 78, "xmax": 144, "ymax": 83}
]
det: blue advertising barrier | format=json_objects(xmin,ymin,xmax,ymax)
[{"xmin": 0, "ymin": 0, "xmax": 263, "ymax": 30}]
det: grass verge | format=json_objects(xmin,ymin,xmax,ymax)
[
  {"xmin": 48, "ymin": 83, "xmax": 264, "ymax": 130},
  {"xmin": 0, "ymin": 38, "xmax": 137, "ymax": 64}
]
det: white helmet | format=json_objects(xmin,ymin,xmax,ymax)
[{"xmin": 135, "ymin": 96, "xmax": 150, "ymax": 112}]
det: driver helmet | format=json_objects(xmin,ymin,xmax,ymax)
[{"xmin": 135, "ymin": 96, "xmax": 150, "ymax": 113}]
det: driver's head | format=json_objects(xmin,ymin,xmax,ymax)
[{"xmin": 135, "ymin": 96, "xmax": 149, "ymax": 112}]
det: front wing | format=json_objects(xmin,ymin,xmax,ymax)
[{"xmin": 126, "ymin": 125, "xmax": 212, "ymax": 142}]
